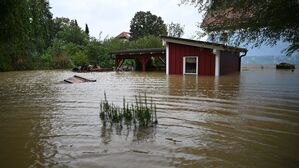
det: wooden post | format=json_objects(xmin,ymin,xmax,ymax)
[
  {"xmin": 137, "ymin": 55, "xmax": 150, "ymax": 72},
  {"xmin": 115, "ymin": 57, "xmax": 120, "ymax": 71},
  {"xmin": 115, "ymin": 56, "xmax": 124, "ymax": 71}
]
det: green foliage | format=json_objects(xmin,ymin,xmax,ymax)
[
  {"xmin": 0, "ymin": 3, "xmax": 165, "ymax": 71},
  {"xmin": 0, "ymin": 0, "xmax": 52, "ymax": 71},
  {"xmin": 72, "ymin": 50, "xmax": 88, "ymax": 66},
  {"xmin": 28, "ymin": 0, "xmax": 53, "ymax": 52},
  {"xmin": 42, "ymin": 39, "xmax": 73, "ymax": 68},
  {"xmin": 51, "ymin": 17, "xmax": 71, "ymax": 38},
  {"xmin": 85, "ymin": 24, "xmax": 90, "ymax": 36},
  {"xmin": 57, "ymin": 20, "xmax": 88, "ymax": 46},
  {"xmin": 130, "ymin": 11, "xmax": 167, "ymax": 40},
  {"xmin": 84, "ymin": 39, "xmax": 101, "ymax": 65},
  {"xmin": 129, "ymin": 35, "xmax": 163, "ymax": 49},
  {"xmin": 181, "ymin": 0, "xmax": 299, "ymax": 56},
  {"xmin": 168, "ymin": 22, "xmax": 184, "ymax": 38}
]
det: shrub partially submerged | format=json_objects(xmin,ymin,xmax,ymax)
[{"xmin": 100, "ymin": 92, "xmax": 158, "ymax": 127}]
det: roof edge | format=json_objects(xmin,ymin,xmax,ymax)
[
  {"xmin": 111, "ymin": 48, "xmax": 166, "ymax": 55},
  {"xmin": 161, "ymin": 36, "xmax": 247, "ymax": 52}
]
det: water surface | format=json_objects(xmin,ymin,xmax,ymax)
[{"xmin": 0, "ymin": 69, "xmax": 299, "ymax": 167}]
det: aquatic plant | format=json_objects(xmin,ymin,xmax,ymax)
[{"xmin": 99, "ymin": 92, "xmax": 158, "ymax": 127}]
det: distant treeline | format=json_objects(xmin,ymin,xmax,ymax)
[{"xmin": 0, "ymin": 0, "xmax": 165, "ymax": 71}]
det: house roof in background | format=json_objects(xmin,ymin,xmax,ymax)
[{"xmin": 116, "ymin": 32, "xmax": 131, "ymax": 39}]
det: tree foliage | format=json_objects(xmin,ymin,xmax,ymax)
[
  {"xmin": 168, "ymin": 22, "xmax": 184, "ymax": 38},
  {"xmin": 130, "ymin": 11, "xmax": 167, "ymax": 40},
  {"xmin": 85, "ymin": 24, "xmax": 89, "ymax": 36},
  {"xmin": 0, "ymin": 3, "xmax": 166, "ymax": 71},
  {"xmin": 56, "ymin": 20, "xmax": 88, "ymax": 46},
  {"xmin": 0, "ymin": 0, "xmax": 53, "ymax": 70},
  {"xmin": 181, "ymin": 0, "xmax": 299, "ymax": 55}
]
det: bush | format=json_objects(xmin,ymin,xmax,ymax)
[
  {"xmin": 41, "ymin": 39, "xmax": 73, "ymax": 68},
  {"xmin": 72, "ymin": 50, "xmax": 89, "ymax": 66}
]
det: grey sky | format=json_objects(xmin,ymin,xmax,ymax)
[{"xmin": 49, "ymin": 0, "xmax": 203, "ymax": 39}]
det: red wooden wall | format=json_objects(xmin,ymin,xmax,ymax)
[
  {"xmin": 220, "ymin": 51, "xmax": 240, "ymax": 75},
  {"xmin": 168, "ymin": 43, "xmax": 215, "ymax": 76}
]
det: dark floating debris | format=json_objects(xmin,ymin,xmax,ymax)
[
  {"xmin": 276, "ymin": 62, "xmax": 295, "ymax": 70},
  {"xmin": 64, "ymin": 75, "xmax": 96, "ymax": 84},
  {"xmin": 131, "ymin": 150, "xmax": 149, "ymax": 154},
  {"xmin": 99, "ymin": 92, "xmax": 158, "ymax": 128},
  {"xmin": 165, "ymin": 137, "xmax": 182, "ymax": 143}
]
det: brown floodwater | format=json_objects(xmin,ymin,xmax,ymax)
[{"xmin": 0, "ymin": 68, "xmax": 299, "ymax": 168}]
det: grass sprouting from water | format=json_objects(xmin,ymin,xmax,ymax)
[{"xmin": 99, "ymin": 92, "xmax": 158, "ymax": 127}]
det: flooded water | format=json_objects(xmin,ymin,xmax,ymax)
[{"xmin": 0, "ymin": 68, "xmax": 299, "ymax": 168}]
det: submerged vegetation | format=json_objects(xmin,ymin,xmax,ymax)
[{"xmin": 100, "ymin": 92, "xmax": 158, "ymax": 127}]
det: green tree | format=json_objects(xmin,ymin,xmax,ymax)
[
  {"xmin": 0, "ymin": 0, "xmax": 52, "ymax": 70},
  {"xmin": 181, "ymin": 0, "xmax": 299, "ymax": 55},
  {"xmin": 130, "ymin": 11, "xmax": 167, "ymax": 40},
  {"xmin": 42, "ymin": 39, "xmax": 73, "ymax": 68},
  {"xmin": 85, "ymin": 24, "xmax": 90, "ymax": 36},
  {"xmin": 28, "ymin": 0, "xmax": 53, "ymax": 53},
  {"xmin": 72, "ymin": 50, "xmax": 88, "ymax": 66},
  {"xmin": 57, "ymin": 20, "xmax": 88, "ymax": 46},
  {"xmin": 52, "ymin": 17, "xmax": 71, "ymax": 38},
  {"xmin": 167, "ymin": 22, "xmax": 184, "ymax": 38},
  {"xmin": 84, "ymin": 39, "xmax": 102, "ymax": 65},
  {"xmin": 0, "ymin": 0, "xmax": 31, "ymax": 70},
  {"xmin": 129, "ymin": 35, "xmax": 163, "ymax": 49}
]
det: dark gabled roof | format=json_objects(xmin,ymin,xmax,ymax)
[
  {"xmin": 111, "ymin": 48, "xmax": 166, "ymax": 56},
  {"xmin": 161, "ymin": 36, "xmax": 247, "ymax": 52}
]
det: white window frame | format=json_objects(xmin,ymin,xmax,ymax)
[{"xmin": 183, "ymin": 56, "xmax": 198, "ymax": 75}]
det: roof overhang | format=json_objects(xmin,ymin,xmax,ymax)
[
  {"xmin": 161, "ymin": 36, "xmax": 247, "ymax": 53},
  {"xmin": 111, "ymin": 48, "xmax": 166, "ymax": 58}
]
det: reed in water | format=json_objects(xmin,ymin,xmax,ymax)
[{"xmin": 99, "ymin": 92, "xmax": 158, "ymax": 127}]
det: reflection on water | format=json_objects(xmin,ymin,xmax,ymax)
[{"xmin": 0, "ymin": 69, "xmax": 299, "ymax": 167}]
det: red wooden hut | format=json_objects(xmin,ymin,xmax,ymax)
[
  {"xmin": 111, "ymin": 36, "xmax": 247, "ymax": 76},
  {"xmin": 161, "ymin": 36, "xmax": 247, "ymax": 76}
]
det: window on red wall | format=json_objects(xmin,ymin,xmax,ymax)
[{"xmin": 183, "ymin": 56, "xmax": 198, "ymax": 75}]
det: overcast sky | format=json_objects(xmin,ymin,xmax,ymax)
[{"xmin": 49, "ymin": 0, "xmax": 204, "ymax": 39}]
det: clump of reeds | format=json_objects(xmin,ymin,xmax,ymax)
[{"xmin": 99, "ymin": 92, "xmax": 158, "ymax": 127}]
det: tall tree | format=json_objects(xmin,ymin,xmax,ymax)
[
  {"xmin": 85, "ymin": 24, "xmax": 89, "ymax": 35},
  {"xmin": 181, "ymin": 0, "xmax": 299, "ymax": 55},
  {"xmin": 0, "ymin": 0, "xmax": 53, "ymax": 70},
  {"xmin": 57, "ymin": 20, "xmax": 88, "ymax": 46},
  {"xmin": 130, "ymin": 11, "xmax": 167, "ymax": 40},
  {"xmin": 52, "ymin": 17, "xmax": 71, "ymax": 38},
  {"xmin": 168, "ymin": 22, "xmax": 184, "ymax": 38},
  {"xmin": 28, "ymin": 0, "xmax": 53, "ymax": 53},
  {"xmin": 0, "ymin": 0, "xmax": 32, "ymax": 70}
]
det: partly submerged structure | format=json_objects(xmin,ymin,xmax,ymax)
[
  {"xmin": 111, "ymin": 36, "xmax": 247, "ymax": 76},
  {"xmin": 64, "ymin": 75, "xmax": 96, "ymax": 84},
  {"xmin": 162, "ymin": 36, "xmax": 247, "ymax": 76},
  {"xmin": 112, "ymin": 48, "xmax": 166, "ymax": 72}
]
